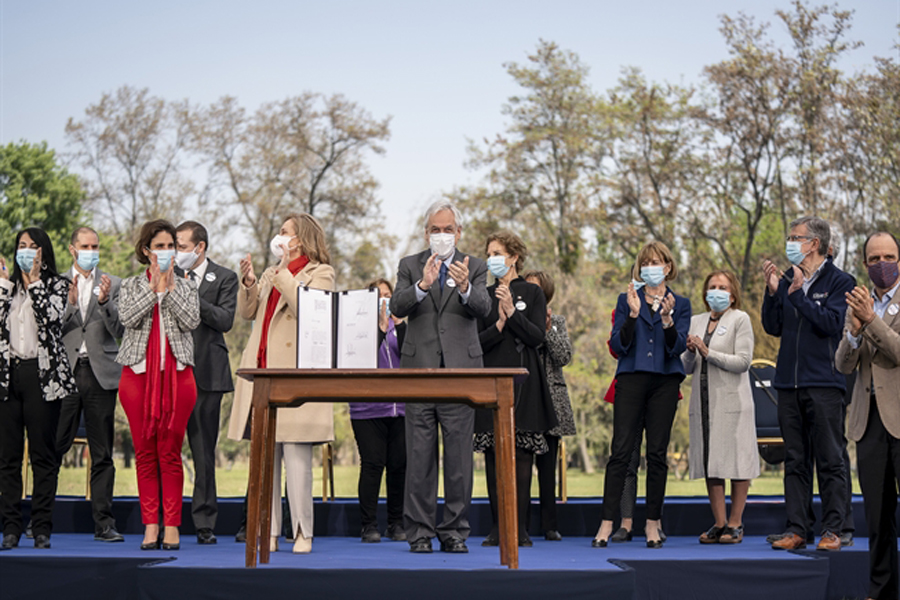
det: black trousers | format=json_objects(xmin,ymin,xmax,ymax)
[
  {"xmin": 485, "ymin": 446, "xmax": 534, "ymax": 533},
  {"xmin": 350, "ymin": 416, "xmax": 406, "ymax": 528},
  {"xmin": 778, "ymin": 387, "xmax": 848, "ymax": 535},
  {"xmin": 55, "ymin": 359, "xmax": 117, "ymax": 532},
  {"xmin": 602, "ymin": 373, "xmax": 680, "ymax": 521},
  {"xmin": 187, "ymin": 390, "xmax": 223, "ymax": 531},
  {"xmin": 534, "ymin": 434, "xmax": 559, "ymax": 532},
  {"xmin": 0, "ymin": 359, "xmax": 61, "ymax": 537},
  {"xmin": 857, "ymin": 399, "xmax": 900, "ymax": 600}
]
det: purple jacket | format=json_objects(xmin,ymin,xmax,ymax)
[{"xmin": 349, "ymin": 319, "xmax": 406, "ymax": 420}]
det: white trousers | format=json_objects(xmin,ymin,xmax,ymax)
[{"xmin": 270, "ymin": 442, "xmax": 314, "ymax": 539}]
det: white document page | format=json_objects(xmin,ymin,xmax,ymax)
[
  {"xmin": 336, "ymin": 288, "xmax": 379, "ymax": 369},
  {"xmin": 297, "ymin": 287, "xmax": 334, "ymax": 369}
]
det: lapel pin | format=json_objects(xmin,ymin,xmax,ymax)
[
  {"xmin": 515, "ymin": 300, "xmax": 527, "ymax": 311},
  {"xmin": 889, "ymin": 304, "xmax": 899, "ymax": 317},
  {"xmin": 205, "ymin": 272, "xmax": 216, "ymax": 282},
  {"xmin": 447, "ymin": 278, "xmax": 456, "ymax": 288}
]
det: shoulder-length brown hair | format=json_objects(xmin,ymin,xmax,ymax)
[
  {"xmin": 702, "ymin": 270, "xmax": 742, "ymax": 311},
  {"xmin": 632, "ymin": 241, "xmax": 678, "ymax": 282},
  {"xmin": 286, "ymin": 213, "xmax": 331, "ymax": 265},
  {"xmin": 521, "ymin": 270, "xmax": 554, "ymax": 304},
  {"xmin": 134, "ymin": 219, "xmax": 177, "ymax": 265},
  {"xmin": 484, "ymin": 230, "xmax": 528, "ymax": 274},
  {"xmin": 366, "ymin": 278, "xmax": 393, "ymax": 294}
]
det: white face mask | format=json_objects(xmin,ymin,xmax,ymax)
[
  {"xmin": 270, "ymin": 234, "xmax": 296, "ymax": 259},
  {"xmin": 429, "ymin": 233, "xmax": 456, "ymax": 260},
  {"xmin": 175, "ymin": 248, "xmax": 199, "ymax": 271}
]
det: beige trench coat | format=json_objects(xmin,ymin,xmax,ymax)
[{"xmin": 227, "ymin": 260, "xmax": 335, "ymax": 443}]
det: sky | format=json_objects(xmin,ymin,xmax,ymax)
[{"xmin": 1, "ymin": 0, "xmax": 898, "ymax": 258}]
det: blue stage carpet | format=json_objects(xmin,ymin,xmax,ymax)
[{"xmin": 0, "ymin": 534, "xmax": 875, "ymax": 600}]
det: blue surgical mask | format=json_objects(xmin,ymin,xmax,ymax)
[
  {"xmin": 76, "ymin": 250, "xmax": 99, "ymax": 272},
  {"xmin": 16, "ymin": 248, "xmax": 37, "ymax": 272},
  {"xmin": 631, "ymin": 279, "xmax": 645, "ymax": 291},
  {"xmin": 153, "ymin": 249, "xmax": 176, "ymax": 272},
  {"xmin": 786, "ymin": 241, "xmax": 807, "ymax": 266},
  {"xmin": 487, "ymin": 255, "xmax": 510, "ymax": 278},
  {"xmin": 640, "ymin": 265, "xmax": 666, "ymax": 287},
  {"xmin": 706, "ymin": 289, "xmax": 732, "ymax": 313}
]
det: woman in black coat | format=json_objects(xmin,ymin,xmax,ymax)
[{"xmin": 475, "ymin": 230, "xmax": 557, "ymax": 547}]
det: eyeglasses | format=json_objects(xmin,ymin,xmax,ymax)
[{"xmin": 786, "ymin": 235, "xmax": 815, "ymax": 243}]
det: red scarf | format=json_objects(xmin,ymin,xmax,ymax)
[
  {"xmin": 143, "ymin": 270, "xmax": 179, "ymax": 438},
  {"xmin": 257, "ymin": 255, "xmax": 309, "ymax": 368}
]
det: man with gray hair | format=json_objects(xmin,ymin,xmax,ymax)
[
  {"xmin": 390, "ymin": 200, "xmax": 491, "ymax": 554},
  {"xmin": 761, "ymin": 216, "xmax": 856, "ymax": 551}
]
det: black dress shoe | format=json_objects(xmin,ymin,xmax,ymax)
[
  {"xmin": 235, "ymin": 525, "xmax": 247, "ymax": 543},
  {"xmin": 481, "ymin": 529, "xmax": 500, "ymax": 547},
  {"xmin": 361, "ymin": 524, "xmax": 381, "ymax": 543},
  {"xmin": 33, "ymin": 534, "xmax": 51, "ymax": 549},
  {"xmin": 544, "ymin": 530, "xmax": 563, "ymax": 541},
  {"xmin": 161, "ymin": 541, "xmax": 180, "ymax": 551},
  {"xmin": 518, "ymin": 531, "xmax": 533, "ymax": 547},
  {"xmin": 840, "ymin": 531, "xmax": 854, "ymax": 547},
  {"xmin": 610, "ymin": 527, "xmax": 632, "ymax": 543},
  {"xmin": 2, "ymin": 533, "xmax": 20, "ymax": 549},
  {"xmin": 95, "ymin": 526, "xmax": 125, "ymax": 542},
  {"xmin": 409, "ymin": 537, "xmax": 433, "ymax": 553},
  {"xmin": 385, "ymin": 523, "xmax": 407, "ymax": 542},
  {"xmin": 197, "ymin": 528, "xmax": 217, "ymax": 545},
  {"xmin": 440, "ymin": 538, "xmax": 468, "ymax": 553}
]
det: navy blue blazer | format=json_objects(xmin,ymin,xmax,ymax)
[{"xmin": 609, "ymin": 287, "xmax": 691, "ymax": 380}]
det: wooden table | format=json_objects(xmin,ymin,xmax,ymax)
[{"xmin": 236, "ymin": 367, "xmax": 528, "ymax": 569}]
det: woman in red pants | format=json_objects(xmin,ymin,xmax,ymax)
[{"xmin": 116, "ymin": 220, "xmax": 200, "ymax": 550}]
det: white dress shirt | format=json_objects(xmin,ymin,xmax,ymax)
[
  {"xmin": 2, "ymin": 278, "xmax": 41, "ymax": 360},
  {"xmin": 72, "ymin": 266, "xmax": 96, "ymax": 356},
  {"xmin": 189, "ymin": 257, "xmax": 208, "ymax": 284}
]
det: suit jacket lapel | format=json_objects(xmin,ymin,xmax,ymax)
[
  {"xmin": 198, "ymin": 262, "xmax": 215, "ymax": 300},
  {"xmin": 638, "ymin": 289, "xmax": 659, "ymax": 326},
  {"xmin": 84, "ymin": 273, "xmax": 100, "ymax": 323},
  {"xmin": 439, "ymin": 252, "xmax": 464, "ymax": 313}
]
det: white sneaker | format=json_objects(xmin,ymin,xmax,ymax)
[{"xmin": 293, "ymin": 534, "xmax": 312, "ymax": 554}]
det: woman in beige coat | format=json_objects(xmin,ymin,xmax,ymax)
[
  {"xmin": 228, "ymin": 213, "xmax": 335, "ymax": 553},
  {"xmin": 682, "ymin": 270, "xmax": 758, "ymax": 545}
]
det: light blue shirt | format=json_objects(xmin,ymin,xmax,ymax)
[
  {"xmin": 846, "ymin": 278, "xmax": 900, "ymax": 348},
  {"xmin": 801, "ymin": 258, "xmax": 827, "ymax": 295}
]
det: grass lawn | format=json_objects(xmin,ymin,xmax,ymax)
[{"xmin": 52, "ymin": 460, "xmax": 860, "ymax": 499}]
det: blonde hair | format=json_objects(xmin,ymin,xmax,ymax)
[
  {"xmin": 632, "ymin": 241, "xmax": 678, "ymax": 282},
  {"xmin": 285, "ymin": 213, "xmax": 331, "ymax": 265}
]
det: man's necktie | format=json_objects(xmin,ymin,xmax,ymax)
[
  {"xmin": 439, "ymin": 262, "xmax": 449, "ymax": 291},
  {"xmin": 189, "ymin": 271, "xmax": 196, "ymax": 281}
]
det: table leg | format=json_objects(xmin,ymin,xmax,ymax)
[
  {"xmin": 245, "ymin": 378, "xmax": 270, "ymax": 568},
  {"xmin": 259, "ymin": 404, "xmax": 278, "ymax": 564},
  {"xmin": 495, "ymin": 377, "xmax": 518, "ymax": 569}
]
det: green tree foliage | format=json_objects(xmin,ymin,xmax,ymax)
[{"xmin": 0, "ymin": 141, "xmax": 85, "ymax": 261}]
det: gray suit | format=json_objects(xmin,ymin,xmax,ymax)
[
  {"xmin": 57, "ymin": 268, "xmax": 124, "ymax": 532},
  {"xmin": 390, "ymin": 249, "xmax": 491, "ymax": 544}
]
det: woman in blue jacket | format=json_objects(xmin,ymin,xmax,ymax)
[{"xmin": 593, "ymin": 241, "xmax": 691, "ymax": 549}]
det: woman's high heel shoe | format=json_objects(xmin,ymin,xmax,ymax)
[
  {"xmin": 646, "ymin": 539, "xmax": 663, "ymax": 549},
  {"xmin": 140, "ymin": 540, "xmax": 160, "ymax": 550},
  {"xmin": 591, "ymin": 537, "xmax": 608, "ymax": 548},
  {"xmin": 610, "ymin": 527, "xmax": 633, "ymax": 543}
]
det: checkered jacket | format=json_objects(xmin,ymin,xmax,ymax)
[{"xmin": 115, "ymin": 274, "xmax": 200, "ymax": 367}]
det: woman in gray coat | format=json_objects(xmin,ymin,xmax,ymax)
[{"xmin": 682, "ymin": 270, "xmax": 758, "ymax": 544}]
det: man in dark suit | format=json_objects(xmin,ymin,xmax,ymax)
[
  {"xmin": 390, "ymin": 201, "xmax": 491, "ymax": 554},
  {"xmin": 58, "ymin": 226, "xmax": 125, "ymax": 542},
  {"xmin": 175, "ymin": 221, "xmax": 238, "ymax": 545}
]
